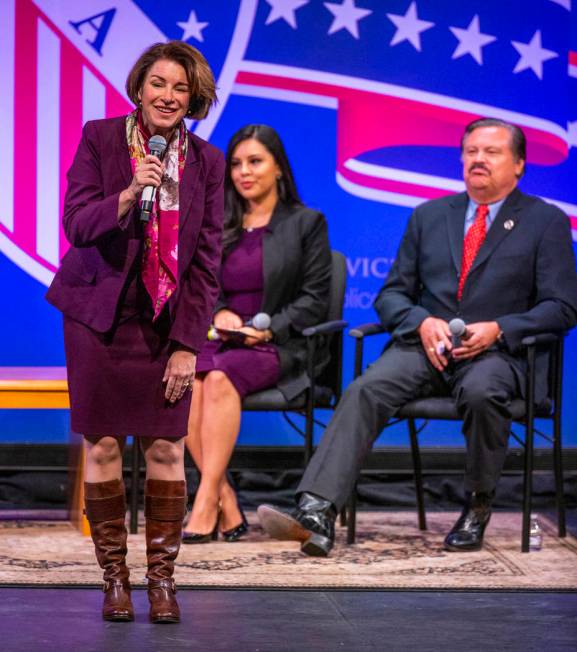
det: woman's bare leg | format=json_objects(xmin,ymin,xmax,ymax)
[
  {"xmin": 183, "ymin": 370, "xmax": 241, "ymax": 534},
  {"xmin": 140, "ymin": 437, "xmax": 185, "ymax": 481},
  {"xmin": 184, "ymin": 375, "xmax": 241, "ymax": 532},
  {"xmin": 84, "ymin": 435, "xmax": 126, "ymax": 482},
  {"xmin": 184, "ymin": 377, "xmax": 205, "ymax": 473}
]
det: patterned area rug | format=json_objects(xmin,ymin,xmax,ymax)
[{"xmin": 1, "ymin": 512, "xmax": 576, "ymax": 590}]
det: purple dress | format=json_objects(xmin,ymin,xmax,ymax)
[{"xmin": 196, "ymin": 227, "xmax": 280, "ymax": 397}]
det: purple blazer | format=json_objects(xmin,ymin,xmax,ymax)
[{"xmin": 46, "ymin": 116, "xmax": 224, "ymax": 352}]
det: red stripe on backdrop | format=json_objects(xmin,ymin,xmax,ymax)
[
  {"xmin": 59, "ymin": 40, "xmax": 83, "ymax": 262},
  {"xmin": 106, "ymin": 89, "xmax": 132, "ymax": 120},
  {"xmin": 13, "ymin": 0, "xmax": 38, "ymax": 254},
  {"xmin": 569, "ymin": 51, "xmax": 577, "ymax": 66}
]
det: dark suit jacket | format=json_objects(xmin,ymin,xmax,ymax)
[
  {"xmin": 216, "ymin": 202, "xmax": 332, "ymax": 399},
  {"xmin": 375, "ymin": 188, "xmax": 577, "ymax": 399},
  {"xmin": 46, "ymin": 116, "xmax": 224, "ymax": 353}
]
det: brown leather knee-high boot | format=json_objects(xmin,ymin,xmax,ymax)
[
  {"xmin": 144, "ymin": 479, "xmax": 187, "ymax": 624},
  {"xmin": 84, "ymin": 479, "xmax": 134, "ymax": 622}
]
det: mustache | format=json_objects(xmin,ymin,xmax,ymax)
[{"xmin": 469, "ymin": 163, "xmax": 490, "ymax": 174}]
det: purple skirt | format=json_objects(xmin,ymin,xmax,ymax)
[
  {"xmin": 63, "ymin": 312, "xmax": 191, "ymax": 439},
  {"xmin": 196, "ymin": 340, "xmax": 280, "ymax": 398}
]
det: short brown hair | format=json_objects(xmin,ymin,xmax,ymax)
[
  {"xmin": 461, "ymin": 117, "xmax": 527, "ymax": 178},
  {"xmin": 461, "ymin": 118, "xmax": 526, "ymax": 162},
  {"xmin": 125, "ymin": 41, "xmax": 217, "ymax": 120}
]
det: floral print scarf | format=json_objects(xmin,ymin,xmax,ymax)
[{"xmin": 126, "ymin": 110, "xmax": 188, "ymax": 319}]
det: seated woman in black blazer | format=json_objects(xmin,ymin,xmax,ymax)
[{"xmin": 182, "ymin": 124, "xmax": 332, "ymax": 542}]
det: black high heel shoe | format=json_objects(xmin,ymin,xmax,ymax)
[
  {"xmin": 182, "ymin": 510, "xmax": 220, "ymax": 544},
  {"xmin": 222, "ymin": 506, "xmax": 249, "ymax": 543},
  {"xmin": 221, "ymin": 474, "xmax": 250, "ymax": 542}
]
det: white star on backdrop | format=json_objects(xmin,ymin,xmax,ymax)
[
  {"xmin": 387, "ymin": 1, "xmax": 434, "ymax": 52},
  {"xmin": 512, "ymin": 30, "xmax": 558, "ymax": 79},
  {"xmin": 265, "ymin": 0, "xmax": 310, "ymax": 29},
  {"xmin": 449, "ymin": 15, "xmax": 496, "ymax": 65},
  {"xmin": 177, "ymin": 10, "xmax": 208, "ymax": 43},
  {"xmin": 324, "ymin": 0, "xmax": 372, "ymax": 39}
]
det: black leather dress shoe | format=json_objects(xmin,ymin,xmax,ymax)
[
  {"xmin": 257, "ymin": 492, "xmax": 337, "ymax": 557},
  {"xmin": 444, "ymin": 491, "xmax": 494, "ymax": 552}
]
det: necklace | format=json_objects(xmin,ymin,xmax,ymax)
[{"xmin": 243, "ymin": 219, "xmax": 269, "ymax": 232}]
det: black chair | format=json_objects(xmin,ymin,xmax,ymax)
[
  {"xmin": 242, "ymin": 250, "xmax": 348, "ymax": 464},
  {"xmin": 345, "ymin": 322, "xmax": 567, "ymax": 552},
  {"xmin": 127, "ymin": 250, "xmax": 348, "ymax": 533}
]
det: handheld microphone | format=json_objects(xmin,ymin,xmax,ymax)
[
  {"xmin": 140, "ymin": 135, "xmax": 167, "ymax": 223},
  {"xmin": 208, "ymin": 313, "xmax": 271, "ymax": 341},
  {"xmin": 245, "ymin": 312, "xmax": 271, "ymax": 330},
  {"xmin": 449, "ymin": 318, "xmax": 469, "ymax": 349}
]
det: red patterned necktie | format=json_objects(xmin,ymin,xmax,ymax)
[{"xmin": 457, "ymin": 204, "xmax": 489, "ymax": 300}]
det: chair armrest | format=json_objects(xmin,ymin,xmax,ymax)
[
  {"xmin": 520, "ymin": 333, "xmax": 563, "ymax": 347},
  {"xmin": 349, "ymin": 322, "xmax": 386, "ymax": 339},
  {"xmin": 303, "ymin": 320, "xmax": 348, "ymax": 337}
]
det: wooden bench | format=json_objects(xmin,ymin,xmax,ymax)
[{"xmin": 0, "ymin": 367, "xmax": 89, "ymax": 535}]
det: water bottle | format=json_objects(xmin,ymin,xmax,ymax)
[{"xmin": 529, "ymin": 515, "xmax": 543, "ymax": 551}]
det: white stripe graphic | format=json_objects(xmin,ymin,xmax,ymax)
[
  {"xmin": 0, "ymin": 0, "xmax": 16, "ymax": 232},
  {"xmin": 36, "ymin": 19, "xmax": 60, "ymax": 266},
  {"xmin": 0, "ymin": 231, "xmax": 54, "ymax": 286},
  {"xmin": 233, "ymin": 82, "xmax": 338, "ymax": 109},
  {"xmin": 548, "ymin": 0, "xmax": 571, "ymax": 10},
  {"xmin": 239, "ymin": 60, "xmax": 569, "ymax": 144},
  {"xmin": 338, "ymin": 169, "xmax": 577, "ymax": 244},
  {"xmin": 32, "ymin": 0, "xmax": 164, "ymax": 103},
  {"xmin": 194, "ymin": 0, "xmax": 259, "ymax": 140},
  {"xmin": 337, "ymin": 172, "xmax": 423, "ymax": 208},
  {"xmin": 344, "ymin": 159, "xmax": 465, "ymax": 192},
  {"xmin": 82, "ymin": 66, "xmax": 106, "ymax": 125}
]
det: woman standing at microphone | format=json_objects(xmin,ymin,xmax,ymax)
[
  {"xmin": 46, "ymin": 42, "xmax": 223, "ymax": 623},
  {"xmin": 182, "ymin": 125, "xmax": 332, "ymax": 542}
]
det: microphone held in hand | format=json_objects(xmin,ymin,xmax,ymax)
[
  {"xmin": 244, "ymin": 312, "xmax": 272, "ymax": 330},
  {"xmin": 449, "ymin": 318, "xmax": 470, "ymax": 349},
  {"xmin": 140, "ymin": 135, "xmax": 167, "ymax": 223},
  {"xmin": 208, "ymin": 312, "xmax": 271, "ymax": 341}
]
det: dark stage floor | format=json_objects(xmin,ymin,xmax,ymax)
[{"xmin": 1, "ymin": 588, "xmax": 576, "ymax": 651}]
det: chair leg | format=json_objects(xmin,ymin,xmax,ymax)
[
  {"xmin": 408, "ymin": 419, "xmax": 427, "ymax": 531},
  {"xmin": 346, "ymin": 486, "xmax": 357, "ymax": 545},
  {"xmin": 129, "ymin": 438, "xmax": 140, "ymax": 535},
  {"xmin": 304, "ymin": 337, "xmax": 316, "ymax": 466},
  {"xmin": 522, "ymin": 418, "xmax": 536, "ymax": 553},
  {"xmin": 304, "ymin": 392, "xmax": 314, "ymax": 466},
  {"xmin": 553, "ymin": 418, "xmax": 566, "ymax": 538},
  {"xmin": 522, "ymin": 346, "xmax": 537, "ymax": 553}
]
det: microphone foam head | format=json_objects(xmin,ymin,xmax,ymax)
[
  {"xmin": 252, "ymin": 312, "xmax": 271, "ymax": 330},
  {"xmin": 449, "ymin": 318, "xmax": 466, "ymax": 336},
  {"xmin": 148, "ymin": 135, "xmax": 167, "ymax": 157}
]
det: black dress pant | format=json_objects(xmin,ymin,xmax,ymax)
[{"xmin": 297, "ymin": 342, "xmax": 519, "ymax": 511}]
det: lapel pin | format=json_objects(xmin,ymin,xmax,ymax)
[{"xmin": 504, "ymin": 219, "xmax": 515, "ymax": 231}]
